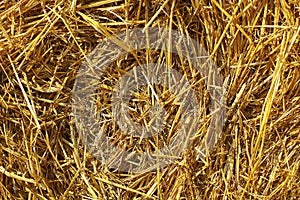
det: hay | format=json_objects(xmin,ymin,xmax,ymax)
[{"xmin": 0, "ymin": 0, "xmax": 299, "ymax": 199}]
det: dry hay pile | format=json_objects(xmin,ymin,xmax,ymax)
[{"xmin": 0, "ymin": 0, "xmax": 299, "ymax": 199}]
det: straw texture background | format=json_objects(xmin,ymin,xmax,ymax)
[{"xmin": 0, "ymin": 0, "xmax": 299, "ymax": 199}]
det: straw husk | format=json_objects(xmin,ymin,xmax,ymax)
[{"xmin": 0, "ymin": 0, "xmax": 299, "ymax": 199}]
